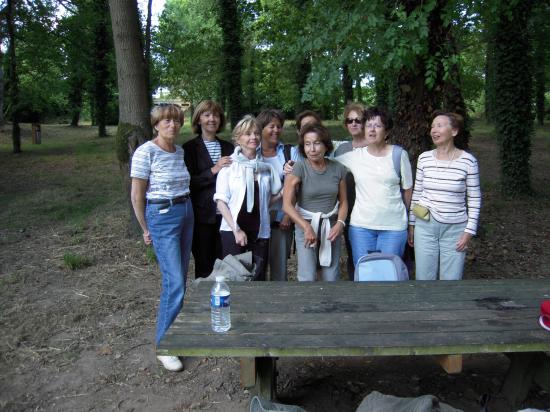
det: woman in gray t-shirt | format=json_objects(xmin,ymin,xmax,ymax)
[{"xmin": 283, "ymin": 124, "xmax": 348, "ymax": 281}]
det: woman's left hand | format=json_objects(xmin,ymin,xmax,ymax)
[
  {"xmin": 279, "ymin": 214, "xmax": 292, "ymax": 230},
  {"xmin": 456, "ymin": 232, "xmax": 472, "ymax": 252},
  {"xmin": 327, "ymin": 221, "xmax": 344, "ymax": 242}
]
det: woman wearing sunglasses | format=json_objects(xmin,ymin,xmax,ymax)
[
  {"xmin": 336, "ymin": 106, "xmax": 413, "ymax": 268},
  {"xmin": 334, "ymin": 102, "xmax": 367, "ymax": 279}
]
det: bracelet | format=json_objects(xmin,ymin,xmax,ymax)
[{"xmin": 337, "ymin": 219, "xmax": 346, "ymax": 227}]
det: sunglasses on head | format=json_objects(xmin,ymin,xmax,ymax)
[
  {"xmin": 155, "ymin": 102, "xmax": 181, "ymax": 108},
  {"xmin": 345, "ymin": 118, "xmax": 363, "ymax": 125}
]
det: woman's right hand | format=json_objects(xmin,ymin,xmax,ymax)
[
  {"xmin": 303, "ymin": 223, "xmax": 317, "ymax": 248},
  {"xmin": 283, "ymin": 160, "xmax": 295, "ymax": 175},
  {"xmin": 143, "ymin": 230, "xmax": 152, "ymax": 245},
  {"xmin": 212, "ymin": 156, "xmax": 232, "ymax": 174},
  {"xmin": 407, "ymin": 225, "xmax": 414, "ymax": 247},
  {"xmin": 233, "ymin": 228, "xmax": 247, "ymax": 246}
]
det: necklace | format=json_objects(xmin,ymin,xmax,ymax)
[{"xmin": 434, "ymin": 148, "xmax": 458, "ymax": 169}]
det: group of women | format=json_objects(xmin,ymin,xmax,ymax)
[{"xmin": 130, "ymin": 101, "xmax": 481, "ymax": 371}]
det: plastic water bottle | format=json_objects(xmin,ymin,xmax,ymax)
[{"xmin": 210, "ymin": 276, "xmax": 231, "ymax": 332}]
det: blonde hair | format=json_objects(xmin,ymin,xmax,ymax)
[
  {"xmin": 150, "ymin": 104, "xmax": 184, "ymax": 136},
  {"xmin": 232, "ymin": 115, "xmax": 260, "ymax": 144}
]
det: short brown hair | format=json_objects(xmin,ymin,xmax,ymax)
[
  {"xmin": 151, "ymin": 104, "xmax": 184, "ymax": 137},
  {"xmin": 191, "ymin": 100, "xmax": 226, "ymax": 135},
  {"xmin": 431, "ymin": 110, "xmax": 464, "ymax": 134},
  {"xmin": 256, "ymin": 109, "xmax": 285, "ymax": 131},
  {"xmin": 364, "ymin": 106, "xmax": 393, "ymax": 131},
  {"xmin": 295, "ymin": 110, "xmax": 322, "ymax": 131},
  {"xmin": 298, "ymin": 123, "xmax": 333, "ymax": 157},
  {"xmin": 343, "ymin": 102, "xmax": 365, "ymax": 129},
  {"xmin": 232, "ymin": 114, "xmax": 260, "ymax": 144}
]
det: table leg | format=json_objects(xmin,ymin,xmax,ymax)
[
  {"xmin": 500, "ymin": 353, "xmax": 540, "ymax": 407},
  {"xmin": 435, "ymin": 354, "xmax": 462, "ymax": 374},
  {"xmin": 255, "ymin": 357, "xmax": 277, "ymax": 400},
  {"xmin": 240, "ymin": 358, "xmax": 256, "ymax": 388}
]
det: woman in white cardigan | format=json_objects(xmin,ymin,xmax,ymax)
[{"xmin": 214, "ymin": 115, "xmax": 282, "ymax": 280}]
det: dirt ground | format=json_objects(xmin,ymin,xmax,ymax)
[{"xmin": 1, "ymin": 123, "xmax": 549, "ymax": 412}]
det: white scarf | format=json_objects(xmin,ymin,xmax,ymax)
[
  {"xmin": 296, "ymin": 202, "xmax": 339, "ymax": 267},
  {"xmin": 233, "ymin": 147, "xmax": 281, "ymax": 212}
]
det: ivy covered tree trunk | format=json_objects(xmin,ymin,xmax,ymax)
[
  {"xmin": 7, "ymin": 0, "xmax": 21, "ymax": 154},
  {"xmin": 484, "ymin": 18, "xmax": 497, "ymax": 123},
  {"xmin": 295, "ymin": 57, "xmax": 312, "ymax": 112},
  {"xmin": 0, "ymin": 51, "xmax": 4, "ymax": 127},
  {"xmin": 494, "ymin": 0, "xmax": 534, "ymax": 195},
  {"xmin": 219, "ymin": 0, "xmax": 243, "ymax": 128},
  {"xmin": 441, "ymin": 35, "xmax": 470, "ymax": 150},
  {"xmin": 375, "ymin": 73, "xmax": 389, "ymax": 109},
  {"xmin": 342, "ymin": 64, "xmax": 353, "ymax": 104},
  {"xmin": 93, "ymin": 0, "xmax": 110, "ymax": 137},
  {"xmin": 532, "ymin": 2, "xmax": 547, "ymax": 127},
  {"xmin": 392, "ymin": 0, "xmax": 447, "ymax": 164}
]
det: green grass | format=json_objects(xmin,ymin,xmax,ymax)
[
  {"xmin": 0, "ymin": 124, "xmax": 125, "ymax": 230},
  {"xmin": 63, "ymin": 252, "xmax": 93, "ymax": 270}
]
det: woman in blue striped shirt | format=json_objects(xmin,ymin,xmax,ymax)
[{"xmin": 408, "ymin": 111, "xmax": 481, "ymax": 280}]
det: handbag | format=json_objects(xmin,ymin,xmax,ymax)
[{"xmin": 412, "ymin": 204, "xmax": 430, "ymax": 221}]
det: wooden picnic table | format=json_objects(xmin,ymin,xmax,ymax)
[{"xmin": 158, "ymin": 279, "xmax": 550, "ymax": 406}]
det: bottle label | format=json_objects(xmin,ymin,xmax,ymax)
[{"xmin": 211, "ymin": 294, "xmax": 230, "ymax": 308}]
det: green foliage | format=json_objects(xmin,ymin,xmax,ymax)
[
  {"xmin": 493, "ymin": 0, "xmax": 534, "ymax": 196},
  {"xmin": 63, "ymin": 253, "xmax": 93, "ymax": 270},
  {"xmin": 154, "ymin": 0, "xmax": 223, "ymax": 104}
]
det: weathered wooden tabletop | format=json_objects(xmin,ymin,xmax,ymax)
[{"xmin": 158, "ymin": 279, "xmax": 550, "ymax": 358}]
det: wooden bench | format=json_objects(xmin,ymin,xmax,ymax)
[{"xmin": 158, "ymin": 279, "xmax": 550, "ymax": 407}]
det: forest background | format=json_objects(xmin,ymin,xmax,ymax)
[{"xmin": 1, "ymin": 0, "xmax": 549, "ymax": 195}]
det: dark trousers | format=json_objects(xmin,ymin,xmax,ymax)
[
  {"xmin": 220, "ymin": 230, "xmax": 269, "ymax": 281},
  {"xmin": 191, "ymin": 216, "xmax": 223, "ymax": 278}
]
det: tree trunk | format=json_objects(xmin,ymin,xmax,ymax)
[
  {"xmin": 375, "ymin": 73, "xmax": 389, "ymax": 108},
  {"xmin": 0, "ymin": 52, "xmax": 4, "ymax": 128},
  {"xmin": 7, "ymin": 0, "xmax": 21, "ymax": 153},
  {"xmin": 494, "ymin": 0, "xmax": 533, "ymax": 195},
  {"xmin": 355, "ymin": 77, "xmax": 362, "ymax": 103},
  {"xmin": 144, "ymin": 0, "xmax": 153, "ymax": 109},
  {"xmin": 94, "ymin": 0, "xmax": 110, "ymax": 137},
  {"xmin": 342, "ymin": 64, "xmax": 353, "ymax": 104},
  {"xmin": 109, "ymin": 0, "xmax": 152, "ymax": 234},
  {"xmin": 295, "ymin": 57, "xmax": 312, "ymax": 113},
  {"xmin": 108, "ymin": 0, "xmax": 151, "ymax": 147},
  {"xmin": 441, "ymin": 34, "xmax": 470, "ymax": 150},
  {"xmin": 392, "ymin": 0, "xmax": 447, "ymax": 164},
  {"xmin": 533, "ymin": 5, "xmax": 546, "ymax": 126},
  {"xmin": 484, "ymin": 19, "xmax": 497, "ymax": 123},
  {"xmin": 68, "ymin": 76, "xmax": 84, "ymax": 127},
  {"xmin": 219, "ymin": 0, "xmax": 243, "ymax": 128}
]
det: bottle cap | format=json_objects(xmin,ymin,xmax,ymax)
[{"xmin": 215, "ymin": 275, "xmax": 225, "ymax": 282}]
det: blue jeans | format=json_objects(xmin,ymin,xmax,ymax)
[
  {"xmin": 146, "ymin": 200, "xmax": 194, "ymax": 345},
  {"xmin": 348, "ymin": 225, "xmax": 407, "ymax": 267}
]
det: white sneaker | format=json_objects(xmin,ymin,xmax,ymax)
[{"xmin": 157, "ymin": 355, "xmax": 183, "ymax": 372}]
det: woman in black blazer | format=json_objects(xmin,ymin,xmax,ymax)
[{"xmin": 183, "ymin": 100, "xmax": 234, "ymax": 278}]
